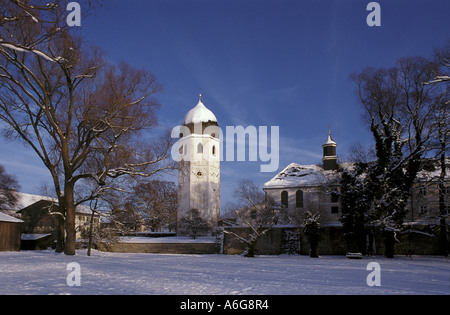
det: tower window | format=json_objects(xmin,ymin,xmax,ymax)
[
  {"xmin": 296, "ymin": 190, "xmax": 303, "ymax": 208},
  {"xmin": 281, "ymin": 191, "xmax": 288, "ymax": 208},
  {"xmin": 197, "ymin": 143, "xmax": 203, "ymax": 154},
  {"xmin": 212, "ymin": 145, "xmax": 216, "ymax": 156},
  {"xmin": 331, "ymin": 206, "xmax": 339, "ymax": 214}
]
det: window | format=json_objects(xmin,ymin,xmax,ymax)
[
  {"xmin": 281, "ymin": 191, "xmax": 288, "ymax": 208},
  {"xmin": 419, "ymin": 187, "xmax": 427, "ymax": 196},
  {"xmin": 420, "ymin": 206, "xmax": 428, "ymax": 214},
  {"xmin": 197, "ymin": 143, "xmax": 203, "ymax": 154},
  {"xmin": 296, "ymin": 190, "xmax": 303, "ymax": 208},
  {"xmin": 331, "ymin": 206, "xmax": 339, "ymax": 214},
  {"xmin": 331, "ymin": 191, "xmax": 339, "ymax": 203},
  {"xmin": 212, "ymin": 145, "xmax": 216, "ymax": 156}
]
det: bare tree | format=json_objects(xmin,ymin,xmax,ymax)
[
  {"xmin": 132, "ymin": 180, "xmax": 177, "ymax": 232},
  {"xmin": 0, "ymin": 1, "xmax": 175, "ymax": 255},
  {"xmin": 223, "ymin": 180, "xmax": 278, "ymax": 257},
  {"xmin": 179, "ymin": 208, "xmax": 210, "ymax": 239},
  {"xmin": 0, "ymin": 164, "xmax": 20, "ymax": 208}
]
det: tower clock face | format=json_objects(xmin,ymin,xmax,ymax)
[{"xmin": 193, "ymin": 169, "xmax": 204, "ymax": 178}]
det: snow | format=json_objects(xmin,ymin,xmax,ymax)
[
  {"xmin": 263, "ymin": 163, "xmax": 330, "ymax": 189},
  {"xmin": 0, "ymin": 212, "xmax": 23, "ymax": 223},
  {"xmin": 21, "ymin": 234, "xmax": 51, "ymax": 240},
  {"xmin": 0, "ymin": 250, "xmax": 448, "ymax": 295},
  {"xmin": 324, "ymin": 132, "xmax": 336, "ymax": 145},
  {"xmin": 1, "ymin": 191, "xmax": 93, "ymax": 215},
  {"xmin": 182, "ymin": 99, "xmax": 218, "ymax": 125},
  {"xmin": 119, "ymin": 236, "xmax": 216, "ymax": 244},
  {"xmin": 1, "ymin": 192, "xmax": 55, "ymax": 211}
]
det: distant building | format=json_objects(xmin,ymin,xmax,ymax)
[
  {"xmin": 1, "ymin": 191, "xmax": 100, "ymax": 249},
  {"xmin": 0, "ymin": 212, "xmax": 23, "ymax": 251},
  {"xmin": 263, "ymin": 130, "xmax": 450, "ymax": 226}
]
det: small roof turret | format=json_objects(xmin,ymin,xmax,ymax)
[{"xmin": 323, "ymin": 129, "xmax": 336, "ymax": 146}]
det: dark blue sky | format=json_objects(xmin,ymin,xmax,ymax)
[{"xmin": 1, "ymin": 0, "xmax": 449, "ymax": 207}]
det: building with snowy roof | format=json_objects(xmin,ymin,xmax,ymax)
[
  {"xmin": 263, "ymin": 130, "xmax": 344, "ymax": 226},
  {"xmin": 263, "ymin": 131, "xmax": 450, "ymax": 227},
  {"xmin": 0, "ymin": 212, "xmax": 23, "ymax": 251},
  {"xmin": 1, "ymin": 191, "xmax": 100, "ymax": 248}
]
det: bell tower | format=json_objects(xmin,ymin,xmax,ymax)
[
  {"xmin": 322, "ymin": 129, "xmax": 338, "ymax": 170},
  {"xmin": 177, "ymin": 94, "xmax": 220, "ymax": 236}
]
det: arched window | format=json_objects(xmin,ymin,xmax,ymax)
[
  {"xmin": 179, "ymin": 144, "xmax": 183, "ymax": 155},
  {"xmin": 281, "ymin": 191, "xmax": 288, "ymax": 208},
  {"xmin": 296, "ymin": 190, "xmax": 303, "ymax": 208},
  {"xmin": 212, "ymin": 145, "xmax": 216, "ymax": 156},
  {"xmin": 197, "ymin": 143, "xmax": 203, "ymax": 154}
]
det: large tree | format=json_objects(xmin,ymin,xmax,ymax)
[
  {"xmin": 425, "ymin": 41, "xmax": 450, "ymax": 256},
  {"xmin": 0, "ymin": 0, "xmax": 174, "ymax": 255},
  {"xmin": 348, "ymin": 55, "xmax": 446, "ymax": 257}
]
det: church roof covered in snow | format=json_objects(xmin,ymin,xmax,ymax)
[
  {"xmin": 263, "ymin": 162, "xmax": 344, "ymax": 189},
  {"xmin": 263, "ymin": 163, "xmax": 328, "ymax": 189},
  {"xmin": 182, "ymin": 95, "xmax": 218, "ymax": 126}
]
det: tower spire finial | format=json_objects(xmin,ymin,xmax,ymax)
[{"xmin": 199, "ymin": 93, "xmax": 202, "ymax": 102}]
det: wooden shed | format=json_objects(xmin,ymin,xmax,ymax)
[{"xmin": 0, "ymin": 212, "xmax": 24, "ymax": 251}]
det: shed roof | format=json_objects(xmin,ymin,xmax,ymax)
[{"xmin": 0, "ymin": 212, "xmax": 24, "ymax": 223}]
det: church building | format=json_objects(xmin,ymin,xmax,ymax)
[
  {"xmin": 263, "ymin": 130, "xmax": 342, "ymax": 225},
  {"xmin": 177, "ymin": 95, "xmax": 220, "ymax": 236}
]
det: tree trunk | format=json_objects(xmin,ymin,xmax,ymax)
[
  {"xmin": 383, "ymin": 229, "xmax": 395, "ymax": 258},
  {"xmin": 55, "ymin": 214, "xmax": 65, "ymax": 253},
  {"xmin": 244, "ymin": 238, "xmax": 257, "ymax": 257},
  {"xmin": 87, "ymin": 210, "xmax": 95, "ymax": 256},
  {"xmin": 64, "ymin": 184, "xmax": 76, "ymax": 255}
]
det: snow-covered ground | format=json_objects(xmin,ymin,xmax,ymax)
[{"xmin": 0, "ymin": 250, "xmax": 448, "ymax": 295}]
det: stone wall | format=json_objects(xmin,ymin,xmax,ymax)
[{"xmin": 223, "ymin": 225, "xmax": 448, "ymax": 256}]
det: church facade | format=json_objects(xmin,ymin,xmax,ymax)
[
  {"xmin": 263, "ymin": 131, "xmax": 342, "ymax": 226},
  {"xmin": 177, "ymin": 95, "xmax": 220, "ymax": 236}
]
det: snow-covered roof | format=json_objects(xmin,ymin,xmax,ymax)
[
  {"xmin": 0, "ymin": 212, "xmax": 23, "ymax": 223},
  {"xmin": 263, "ymin": 163, "xmax": 329, "ymax": 189},
  {"xmin": 263, "ymin": 162, "xmax": 346, "ymax": 189},
  {"xmin": 1, "ymin": 191, "xmax": 96, "ymax": 215},
  {"xmin": 323, "ymin": 132, "xmax": 336, "ymax": 146},
  {"xmin": 1, "ymin": 191, "xmax": 55, "ymax": 211},
  {"xmin": 182, "ymin": 97, "xmax": 218, "ymax": 126}
]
